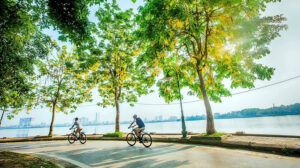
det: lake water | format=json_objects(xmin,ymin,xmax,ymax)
[{"xmin": 1, "ymin": 115, "xmax": 300, "ymax": 138}]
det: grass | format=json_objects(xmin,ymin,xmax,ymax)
[
  {"xmin": 0, "ymin": 151, "xmax": 59, "ymax": 168},
  {"xmin": 198, "ymin": 132, "xmax": 227, "ymax": 137},
  {"xmin": 104, "ymin": 132, "xmax": 124, "ymax": 136}
]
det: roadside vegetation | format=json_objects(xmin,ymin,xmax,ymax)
[
  {"xmin": 1, "ymin": 0, "xmax": 287, "ymax": 135},
  {"xmin": 0, "ymin": 151, "xmax": 59, "ymax": 168},
  {"xmin": 198, "ymin": 133, "xmax": 227, "ymax": 137},
  {"xmin": 104, "ymin": 132, "xmax": 124, "ymax": 137}
]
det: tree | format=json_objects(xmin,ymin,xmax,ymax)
[
  {"xmin": 0, "ymin": 1, "xmax": 53, "ymax": 104},
  {"xmin": 47, "ymin": 0, "xmax": 136, "ymax": 44},
  {"xmin": 36, "ymin": 46, "xmax": 92, "ymax": 136},
  {"xmin": 0, "ymin": 0, "xmax": 95, "ymax": 125},
  {"xmin": 0, "ymin": 81, "xmax": 36, "ymax": 127},
  {"xmin": 136, "ymin": 0, "xmax": 287, "ymax": 134},
  {"xmin": 87, "ymin": 0, "xmax": 154, "ymax": 132}
]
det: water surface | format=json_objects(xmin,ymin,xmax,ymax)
[{"xmin": 0, "ymin": 115, "xmax": 299, "ymax": 138}]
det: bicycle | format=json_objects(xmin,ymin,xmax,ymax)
[
  {"xmin": 68, "ymin": 128, "xmax": 87, "ymax": 144},
  {"xmin": 126, "ymin": 125, "xmax": 152, "ymax": 148}
]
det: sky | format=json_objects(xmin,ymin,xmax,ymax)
[{"xmin": 2, "ymin": 0, "xmax": 300, "ymax": 126}]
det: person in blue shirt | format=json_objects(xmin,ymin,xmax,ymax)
[{"xmin": 128, "ymin": 114, "xmax": 145, "ymax": 139}]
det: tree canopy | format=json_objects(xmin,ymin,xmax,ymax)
[
  {"xmin": 84, "ymin": 0, "xmax": 154, "ymax": 132},
  {"xmin": 0, "ymin": 0, "xmax": 55, "ymax": 124},
  {"xmin": 36, "ymin": 46, "xmax": 92, "ymax": 136},
  {"xmin": 136, "ymin": 0, "xmax": 287, "ymax": 134},
  {"xmin": 0, "ymin": 0, "xmax": 289, "ymax": 135}
]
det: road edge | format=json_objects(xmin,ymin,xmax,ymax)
[{"xmin": 1, "ymin": 134, "xmax": 299, "ymax": 157}]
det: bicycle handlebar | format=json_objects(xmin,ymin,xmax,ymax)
[{"xmin": 128, "ymin": 125, "xmax": 137, "ymax": 129}]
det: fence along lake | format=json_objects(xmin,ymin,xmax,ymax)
[{"xmin": 1, "ymin": 115, "xmax": 300, "ymax": 138}]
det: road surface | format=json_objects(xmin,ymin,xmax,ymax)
[{"xmin": 0, "ymin": 141, "xmax": 299, "ymax": 168}]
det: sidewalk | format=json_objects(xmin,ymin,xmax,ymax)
[
  {"xmin": 1, "ymin": 133, "xmax": 299, "ymax": 156},
  {"xmin": 225, "ymin": 135, "xmax": 300, "ymax": 149},
  {"xmin": 222, "ymin": 135, "xmax": 300, "ymax": 155}
]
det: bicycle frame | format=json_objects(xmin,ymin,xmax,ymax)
[
  {"xmin": 129, "ymin": 125, "xmax": 146, "ymax": 137},
  {"xmin": 68, "ymin": 128, "xmax": 87, "ymax": 144},
  {"xmin": 127, "ymin": 125, "xmax": 152, "ymax": 148},
  {"xmin": 70, "ymin": 128, "xmax": 84, "ymax": 136}
]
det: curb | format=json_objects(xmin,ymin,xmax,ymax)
[{"xmin": 232, "ymin": 133, "xmax": 300, "ymax": 138}]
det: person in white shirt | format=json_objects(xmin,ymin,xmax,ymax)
[{"xmin": 70, "ymin": 117, "xmax": 82, "ymax": 139}]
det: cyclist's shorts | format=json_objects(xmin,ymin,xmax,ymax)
[{"xmin": 135, "ymin": 127, "xmax": 145, "ymax": 133}]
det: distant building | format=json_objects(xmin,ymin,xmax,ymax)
[
  {"xmin": 94, "ymin": 112, "xmax": 99, "ymax": 124},
  {"xmin": 169, "ymin": 116, "xmax": 178, "ymax": 121},
  {"xmin": 214, "ymin": 113, "xmax": 221, "ymax": 117},
  {"xmin": 40, "ymin": 122, "xmax": 47, "ymax": 127},
  {"xmin": 19, "ymin": 118, "xmax": 32, "ymax": 128},
  {"xmin": 159, "ymin": 115, "xmax": 163, "ymax": 121},
  {"xmin": 155, "ymin": 115, "xmax": 163, "ymax": 121}
]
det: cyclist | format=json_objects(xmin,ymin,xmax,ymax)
[
  {"xmin": 69, "ymin": 117, "xmax": 82, "ymax": 139},
  {"xmin": 128, "ymin": 114, "xmax": 145, "ymax": 141}
]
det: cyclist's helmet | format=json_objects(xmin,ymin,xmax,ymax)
[{"xmin": 133, "ymin": 114, "xmax": 137, "ymax": 119}]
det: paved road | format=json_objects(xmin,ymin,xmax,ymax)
[{"xmin": 0, "ymin": 141, "xmax": 299, "ymax": 168}]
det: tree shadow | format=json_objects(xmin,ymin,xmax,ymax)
[
  {"xmin": 1, "ymin": 141, "xmax": 194, "ymax": 167},
  {"xmin": 62, "ymin": 143, "xmax": 194, "ymax": 167},
  {"xmin": 0, "ymin": 141, "xmax": 95, "ymax": 155},
  {"xmin": 35, "ymin": 142, "xmax": 194, "ymax": 167}
]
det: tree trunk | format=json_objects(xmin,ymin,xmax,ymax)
[
  {"xmin": 115, "ymin": 98, "xmax": 120, "ymax": 132},
  {"xmin": 48, "ymin": 101, "xmax": 57, "ymax": 136},
  {"xmin": 0, "ymin": 109, "xmax": 5, "ymax": 127},
  {"xmin": 197, "ymin": 68, "xmax": 216, "ymax": 134}
]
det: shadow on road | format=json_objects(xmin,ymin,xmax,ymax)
[
  {"xmin": 51, "ymin": 143, "xmax": 193, "ymax": 167},
  {"xmin": 0, "ymin": 141, "xmax": 193, "ymax": 167}
]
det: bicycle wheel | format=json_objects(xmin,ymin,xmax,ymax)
[
  {"xmin": 126, "ymin": 133, "xmax": 136, "ymax": 146},
  {"xmin": 141, "ymin": 133, "xmax": 152, "ymax": 148},
  {"xmin": 79, "ymin": 132, "xmax": 87, "ymax": 144},
  {"xmin": 68, "ymin": 133, "xmax": 76, "ymax": 144}
]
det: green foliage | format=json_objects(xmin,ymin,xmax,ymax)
[
  {"xmin": 86, "ymin": 1, "xmax": 153, "ymax": 108},
  {"xmin": 0, "ymin": 151, "xmax": 59, "ymax": 168},
  {"xmin": 47, "ymin": 0, "xmax": 98, "ymax": 44},
  {"xmin": 216, "ymin": 103, "xmax": 300, "ymax": 119},
  {"xmin": 0, "ymin": 0, "xmax": 289, "ymax": 134},
  {"xmin": 36, "ymin": 46, "xmax": 93, "ymax": 114},
  {"xmin": 137, "ymin": 0, "xmax": 287, "ymax": 103},
  {"xmin": 136, "ymin": 0, "xmax": 287, "ymax": 134},
  {"xmin": 0, "ymin": 0, "xmax": 55, "ymax": 120},
  {"xmin": 78, "ymin": 1, "xmax": 156, "ymax": 132},
  {"xmin": 104, "ymin": 132, "xmax": 124, "ymax": 136},
  {"xmin": 198, "ymin": 132, "xmax": 227, "ymax": 137}
]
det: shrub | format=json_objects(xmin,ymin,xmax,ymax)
[
  {"xmin": 104, "ymin": 132, "xmax": 124, "ymax": 137},
  {"xmin": 198, "ymin": 132, "xmax": 227, "ymax": 137}
]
